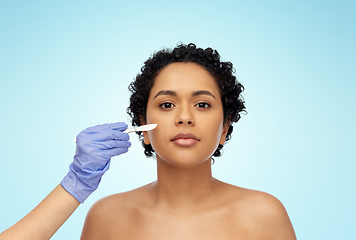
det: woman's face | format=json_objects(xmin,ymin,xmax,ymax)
[{"xmin": 143, "ymin": 62, "xmax": 230, "ymax": 169}]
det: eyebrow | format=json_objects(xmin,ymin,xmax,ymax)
[
  {"xmin": 153, "ymin": 90, "xmax": 216, "ymax": 99},
  {"xmin": 192, "ymin": 90, "xmax": 216, "ymax": 99},
  {"xmin": 153, "ymin": 90, "xmax": 176, "ymax": 99}
]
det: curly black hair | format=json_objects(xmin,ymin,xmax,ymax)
[{"xmin": 127, "ymin": 43, "xmax": 246, "ymax": 158}]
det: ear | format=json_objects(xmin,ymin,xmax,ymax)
[
  {"xmin": 139, "ymin": 115, "xmax": 151, "ymax": 145},
  {"xmin": 219, "ymin": 120, "xmax": 231, "ymax": 145}
]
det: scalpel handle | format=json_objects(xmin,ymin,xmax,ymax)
[{"xmin": 123, "ymin": 128, "xmax": 136, "ymax": 133}]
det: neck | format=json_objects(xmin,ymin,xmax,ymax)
[{"xmin": 150, "ymin": 156, "xmax": 217, "ymax": 215}]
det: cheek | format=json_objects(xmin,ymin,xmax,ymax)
[
  {"xmin": 145, "ymin": 109, "xmax": 170, "ymax": 146},
  {"xmin": 202, "ymin": 111, "xmax": 225, "ymax": 145},
  {"xmin": 208, "ymin": 119, "xmax": 224, "ymax": 144},
  {"xmin": 146, "ymin": 126, "xmax": 169, "ymax": 157}
]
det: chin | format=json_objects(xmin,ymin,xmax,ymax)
[{"xmin": 157, "ymin": 152, "xmax": 213, "ymax": 169}]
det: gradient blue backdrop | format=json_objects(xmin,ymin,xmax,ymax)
[{"xmin": 1, "ymin": 1, "xmax": 355, "ymax": 239}]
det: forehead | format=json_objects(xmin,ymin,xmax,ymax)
[{"xmin": 150, "ymin": 62, "xmax": 220, "ymax": 96}]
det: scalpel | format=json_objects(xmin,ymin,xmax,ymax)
[{"xmin": 124, "ymin": 124, "xmax": 157, "ymax": 133}]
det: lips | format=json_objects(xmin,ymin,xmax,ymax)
[{"xmin": 171, "ymin": 133, "xmax": 199, "ymax": 147}]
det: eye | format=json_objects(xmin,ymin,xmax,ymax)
[
  {"xmin": 195, "ymin": 102, "xmax": 210, "ymax": 109},
  {"xmin": 160, "ymin": 102, "xmax": 175, "ymax": 109}
]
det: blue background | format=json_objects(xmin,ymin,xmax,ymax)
[{"xmin": 1, "ymin": 1, "xmax": 355, "ymax": 239}]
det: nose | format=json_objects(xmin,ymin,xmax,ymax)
[{"xmin": 175, "ymin": 104, "xmax": 194, "ymax": 126}]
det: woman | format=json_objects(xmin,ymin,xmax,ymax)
[{"xmin": 0, "ymin": 43, "xmax": 296, "ymax": 240}]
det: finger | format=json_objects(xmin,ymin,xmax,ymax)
[
  {"xmin": 90, "ymin": 130, "xmax": 129, "ymax": 142},
  {"xmin": 111, "ymin": 131, "xmax": 130, "ymax": 141},
  {"xmin": 109, "ymin": 147, "xmax": 130, "ymax": 156},
  {"xmin": 83, "ymin": 122, "xmax": 128, "ymax": 133},
  {"xmin": 94, "ymin": 140, "xmax": 131, "ymax": 150},
  {"xmin": 108, "ymin": 122, "xmax": 128, "ymax": 131},
  {"xmin": 98, "ymin": 147, "xmax": 130, "ymax": 159},
  {"xmin": 80, "ymin": 129, "xmax": 129, "ymax": 142},
  {"xmin": 101, "ymin": 129, "xmax": 130, "ymax": 141}
]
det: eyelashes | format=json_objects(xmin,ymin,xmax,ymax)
[
  {"xmin": 159, "ymin": 101, "xmax": 211, "ymax": 109},
  {"xmin": 194, "ymin": 102, "xmax": 210, "ymax": 109},
  {"xmin": 160, "ymin": 102, "xmax": 174, "ymax": 109}
]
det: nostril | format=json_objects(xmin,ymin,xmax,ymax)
[
  {"xmin": 179, "ymin": 121, "xmax": 183, "ymax": 124},
  {"xmin": 188, "ymin": 121, "xmax": 192, "ymax": 124}
]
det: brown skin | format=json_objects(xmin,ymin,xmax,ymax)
[
  {"xmin": 81, "ymin": 63, "xmax": 296, "ymax": 240},
  {"xmin": 0, "ymin": 185, "xmax": 80, "ymax": 240},
  {"xmin": 81, "ymin": 180, "xmax": 296, "ymax": 240}
]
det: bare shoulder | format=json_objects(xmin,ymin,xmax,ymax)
[
  {"xmin": 80, "ymin": 184, "xmax": 152, "ymax": 240},
  {"xmin": 218, "ymin": 182, "xmax": 297, "ymax": 240}
]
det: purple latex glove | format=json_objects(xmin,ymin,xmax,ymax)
[{"xmin": 61, "ymin": 122, "xmax": 131, "ymax": 203}]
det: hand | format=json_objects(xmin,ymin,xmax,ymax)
[{"xmin": 61, "ymin": 122, "xmax": 131, "ymax": 203}]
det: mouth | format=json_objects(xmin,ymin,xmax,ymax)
[{"xmin": 171, "ymin": 133, "xmax": 199, "ymax": 147}]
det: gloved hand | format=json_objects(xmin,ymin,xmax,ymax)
[{"xmin": 60, "ymin": 122, "xmax": 131, "ymax": 203}]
